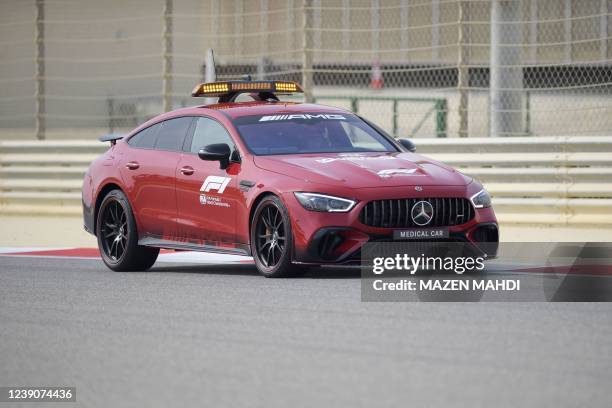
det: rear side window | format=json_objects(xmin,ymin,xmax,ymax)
[
  {"xmin": 156, "ymin": 117, "xmax": 193, "ymax": 151},
  {"xmin": 190, "ymin": 117, "xmax": 234, "ymax": 153},
  {"xmin": 127, "ymin": 123, "xmax": 161, "ymax": 148}
]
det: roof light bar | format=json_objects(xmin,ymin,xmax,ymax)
[{"xmin": 191, "ymin": 80, "xmax": 303, "ymax": 98}]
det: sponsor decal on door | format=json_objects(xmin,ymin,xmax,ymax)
[
  {"xmin": 200, "ymin": 176, "xmax": 231, "ymax": 194},
  {"xmin": 199, "ymin": 176, "xmax": 232, "ymax": 207}
]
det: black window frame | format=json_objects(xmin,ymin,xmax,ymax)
[{"xmin": 126, "ymin": 116, "xmax": 196, "ymax": 152}]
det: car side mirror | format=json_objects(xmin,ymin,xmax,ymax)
[
  {"xmin": 398, "ymin": 138, "xmax": 416, "ymax": 152},
  {"xmin": 198, "ymin": 143, "xmax": 231, "ymax": 169}
]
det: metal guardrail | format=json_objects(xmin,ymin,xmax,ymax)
[{"xmin": 1, "ymin": 136, "xmax": 612, "ymax": 225}]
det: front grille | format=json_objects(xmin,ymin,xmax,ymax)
[{"xmin": 359, "ymin": 197, "xmax": 475, "ymax": 228}]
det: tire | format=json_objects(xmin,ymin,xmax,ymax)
[
  {"xmin": 96, "ymin": 189, "xmax": 159, "ymax": 271},
  {"xmin": 250, "ymin": 195, "xmax": 304, "ymax": 278}
]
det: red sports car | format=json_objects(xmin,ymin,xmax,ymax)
[{"xmin": 82, "ymin": 80, "xmax": 498, "ymax": 277}]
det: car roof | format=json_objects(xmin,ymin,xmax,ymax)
[
  {"xmin": 126, "ymin": 101, "xmax": 353, "ymax": 138},
  {"xmin": 165, "ymin": 101, "xmax": 351, "ymax": 120}
]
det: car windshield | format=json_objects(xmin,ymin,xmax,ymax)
[{"xmin": 233, "ymin": 113, "xmax": 397, "ymax": 155}]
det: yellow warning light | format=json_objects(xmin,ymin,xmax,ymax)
[
  {"xmin": 191, "ymin": 80, "xmax": 303, "ymax": 98},
  {"xmin": 204, "ymin": 82, "xmax": 229, "ymax": 93},
  {"xmin": 191, "ymin": 82, "xmax": 229, "ymax": 96},
  {"xmin": 231, "ymin": 82, "xmax": 272, "ymax": 91},
  {"xmin": 274, "ymin": 81, "xmax": 299, "ymax": 92}
]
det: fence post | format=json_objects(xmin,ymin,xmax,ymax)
[
  {"xmin": 563, "ymin": 0, "xmax": 572, "ymax": 63},
  {"xmin": 524, "ymin": 90, "xmax": 531, "ymax": 135},
  {"xmin": 490, "ymin": 0, "xmax": 524, "ymax": 137},
  {"xmin": 435, "ymin": 99, "xmax": 447, "ymax": 138},
  {"xmin": 431, "ymin": 0, "xmax": 440, "ymax": 61},
  {"xmin": 107, "ymin": 97, "xmax": 114, "ymax": 134},
  {"xmin": 457, "ymin": 0, "xmax": 469, "ymax": 138},
  {"xmin": 601, "ymin": 0, "xmax": 609, "ymax": 61},
  {"xmin": 35, "ymin": 0, "xmax": 45, "ymax": 140},
  {"xmin": 211, "ymin": 0, "xmax": 219, "ymax": 52},
  {"xmin": 301, "ymin": 0, "xmax": 314, "ymax": 103},
  {"xmin": 162, "ymin": 0, "xmax": 173, "ymax": 112},
  {"xmin": 392, "ymin": 99, "xmax": 398, "ymax": 137},
  {"xmin": 351, "ymin": 97, "xmax": 358, "ymax": 114},
  {"xmin": 204, "ymin": 49, "xmax": 216, "ymax": 105},
  {"xmin": 371, "ymin": 0, "xmax": 380, "ymax": 57},
  {"xmin": 260, "ymin": 0, "xmax": 268, "ymax": 71}
]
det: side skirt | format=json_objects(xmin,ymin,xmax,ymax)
[{"xmin": 138, "ymin": 237, "xmax": 251, "ymax": 257}]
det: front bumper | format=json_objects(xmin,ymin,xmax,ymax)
[
  {"xmin": 283, "ymin": 191, "xmax": 499, "ymax": 264},
  {"xmin": 297, "ymin": 222, "xmax": 499, "ymax": 264}
]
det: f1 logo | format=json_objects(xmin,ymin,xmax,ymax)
[{"xmin": 200, "ymin": 176, "xmax": 231, "ymax": 194}]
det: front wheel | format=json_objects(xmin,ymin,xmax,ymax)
[
  {"xmin": 251, "ymin": 195, "xmax": 303, "ymax": 278},
  {"xmin": 96, "ymin": 189, "xmax": 159, "ymax": 271}
]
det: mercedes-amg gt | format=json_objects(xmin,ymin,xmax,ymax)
[{"xmin": 82, "ymin": 80, "xmax": 498, "ymax": 277}]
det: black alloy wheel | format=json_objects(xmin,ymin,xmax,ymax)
[
  {"xmin": 96, "ymin": 189, "xmax": 159, "ymax": 271},
  {"xmin": 100, "ymin": 199, "xmax": 128, "ymax": 261},
  {"xmin": 256, "ymin": 204, "xmax": 286, "ymax": 268},
  {"xmin": 251, "ymin": 195, "xmax": 303, "ymax": 278}
]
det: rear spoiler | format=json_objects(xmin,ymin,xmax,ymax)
[{"xmin": 99, "ymin": 133, "xmax": 125, "ymax": 146}]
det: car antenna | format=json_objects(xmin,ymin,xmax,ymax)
[{"xmin": 204, "ymin": 49, "xmax": 216, "ymax": 105}]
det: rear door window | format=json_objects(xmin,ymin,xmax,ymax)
[
  {"xmin": 155, "ymin": 117, "xmax": 194, "ymax": 152},
  {"xmin": 127, "ymin": 123, "xmax": 161, "ymax": 149}
]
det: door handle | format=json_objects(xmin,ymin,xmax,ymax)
[
  {"xmin": 125, "ymin": 161, "xmax": 139, "ymax": 170},
  {"xmin": 180, "ymin": 166, "xmax": 194, "ymax": 176}
]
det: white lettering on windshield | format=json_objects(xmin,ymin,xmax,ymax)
[
  {"xmin": 258, "ymin": 114, "xmax": 346, "ymax": 122},
  {"xmin": 315, "ymin": 156, "xmax": 396, "ymax": 164}
]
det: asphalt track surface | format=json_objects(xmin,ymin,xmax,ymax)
[{"xmin": 1, "ymin": 254, "xmax": 612, "ymax": 407}]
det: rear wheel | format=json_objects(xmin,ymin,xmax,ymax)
[
  {"xmin": 96, "ymin": 189, "xmax": 159, "ymax": 271},
  {"xmin": 251, "ymin": 195, "xmax": 303, "ymax": 278}
]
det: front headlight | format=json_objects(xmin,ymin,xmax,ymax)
[
  {"xmin": 470, "ymin": 189, "xmax": 492, "ymax": 209},
  {"xmin": 294, "ymin": 192, "xmax": 357, "ymax": 212}
]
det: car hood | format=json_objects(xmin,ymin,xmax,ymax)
[{"xmin": 253, "ymin": 152, "xmax": 470, "ymax": 188}]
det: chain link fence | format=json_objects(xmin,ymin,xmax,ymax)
[{"xmin": 0, "ymin": 0, "xmax": 610, "ymax": 140}]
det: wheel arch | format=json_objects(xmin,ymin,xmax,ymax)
[
  {"xmin": 248, "ymin": 190, "xmax": 298, "ymax": 263},
  {"xmin": 248, "ymin": 191, "xmax": 279, "ymax": 238},
  {"xmin": 93, "ymin": 182, "xmax": 125, "ymax": 233}
]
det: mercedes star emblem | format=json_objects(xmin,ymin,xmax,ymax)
[{"xmin": 411, "ymin": 200, "xmax": 434, "ymax": 226}]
